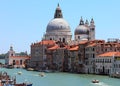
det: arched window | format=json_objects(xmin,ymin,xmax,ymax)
[
  {"xmin": 13, "ymin": 60, "xmax": 15, "ymax": 65},
  {"xmin": 50, "ymin": 38, "xmax": 52, "ymax": 40},
  {"xmin": 63, "ymin": 38, "xmax": 65, "ymax": 43},
  {"xmin": 59, "ymin": 38, "xmax": 61, "ymax": 41},
  {"xmin": 78, "ymin": 36, "xmax": 80, "ymax": 39},
  {"xmin": 11, "ymin": 53, "xmax": 13, "ymax": 56}
]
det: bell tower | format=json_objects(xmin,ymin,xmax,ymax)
[
  {"xmin": 89, "ymin": 18, "xmax": 95, "ymax": 40},
  {"xmin": 5, "ymin": 46, "xmax": 15, "ymax": 65},
  {"xmin": 8, "ymin": 46, "xmax": 15, "ymax": 57}
]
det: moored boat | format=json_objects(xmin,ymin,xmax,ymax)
[
  {"xmin": 0, "ymin": 71, "xmax": 33, "ymax": 86},
  {"xmin": 15, "ymin": 83, "xmax": 32, "ymax": 86},
  {"xmin": 27, "ymin": 68, "xmax": 34, "ymax": 71},
  {"xmin": 26, "ymin": 83, "xmax": 33, "ymax": 86}
]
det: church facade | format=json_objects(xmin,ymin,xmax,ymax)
[{"xmin": 5, "ymin": 46, "xmax": 30, "ymax": 68}]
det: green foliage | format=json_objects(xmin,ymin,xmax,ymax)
[
  {"xmin": 17, "ymin": 51, "xmax": 28, "ymax": 56},
  {"xmin": 0, "ymin": 53, "xmax": 6, "ymax": 59}
]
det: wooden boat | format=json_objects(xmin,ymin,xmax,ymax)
[
  {"xmin": 0, "ymin": 71, "xmax": 32, "ymax": 86},
  {"xmin": 26, "ymin": 83, "xmax": 33, "ymax": 86},
  {"xmin": 15, "ymin": 83, "xmax": 32, "ymax": 86},
  {"xmin": 92, "ymin": 79, "xmax": 99, "ymax": 83},
  {"xmin": 6, "ymin": 65, "xmax": 14, "ymax": 69}
]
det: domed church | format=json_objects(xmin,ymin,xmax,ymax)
[
  {"xmin": 44, "ymin": 4, "xmax": 95, "ymax": 43},
  {"xmin": 45, "ymin": 4, "xmax": 72, "ymax": 43},
  {"xmin": 30, "ymin": 4, "xmax": 96, "ymax": 71}
]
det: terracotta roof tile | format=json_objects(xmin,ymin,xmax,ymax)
[
  {"xmin": 10, "ymin": 56, "xmax": 30, "ymax": 59},
  {"xmin": 69, "ymin": 46, "xmax": 79, "ymax": 51},
  {"xmin": 32, "ymin": 40, "xmax": 56, "ymax": 46},
  {"xmin": 79, "ymin": 40, "xmax": 88, "ymax": 44},
  {"xmin": 98, "ymin": 52, "xmax": 120, "ymax": 57},
  {"xmin": 48, "ymin": 44, "xmax": 59, "ymax": 50},
  {"xmin": 39, "ymin": 40, "xmax": 55, "ymax": 45},
  {"xmin": 86, "ymin": 43, "xmax": 96, "ymax": 47}
]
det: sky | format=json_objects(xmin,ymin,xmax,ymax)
[{"xmin": 0, "ymin": 0, "xmax": 120, "ymax": 54}]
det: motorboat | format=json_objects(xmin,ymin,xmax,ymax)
[
  {"xmin": 17, "ymin": 71, "xmax": 22, "ymax": 75},
  {"xmin": 39, "ymin": 72, "xmax": 45, "ymax": 77},
  {"xmin": 27, "ymin": 68, "xmax": 34, "ymax": 71},
  {"xmin": 92, "ymin": 79, "xmax": 99, "ymax": 83}
]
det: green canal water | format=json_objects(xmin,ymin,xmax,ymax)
[
  {"xmin": 0, "ymin": 68, "xmax": 119, "ymax": 86},
  {"xmin": 0, "ymin": 60, "xmax": 119, "ymax": 86}
]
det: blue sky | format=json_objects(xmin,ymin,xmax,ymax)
[{"xmin": 0, "ymin": 0, "xmax": 120, "ymax": 54}]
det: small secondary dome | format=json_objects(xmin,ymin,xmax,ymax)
[
  {"xmin": 75, "ymin": 25, "xmax": 89, "ymax": 35},
  {"xmin": 75, "ymin": 17, "xmax": 89, "ymax": 35}
]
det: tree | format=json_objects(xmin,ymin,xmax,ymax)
[{"xmin": 0, "ymin": 53, "xmax": 6, "ymax": 59}]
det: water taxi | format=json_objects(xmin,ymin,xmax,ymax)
[
  {"xmin": 39, "ymin": 72, "xmax": 45, "ymax": 77},
  {"xmin": 17, "ymin": 71, "xmax": 22, "ymax": 75},
  {"xmin": 92, "ymin": 79, "xmax": 99, "ymax": 83},
  {"xmin": 27, "ymin": 68, "xmax": 34, "ymax": 71}
]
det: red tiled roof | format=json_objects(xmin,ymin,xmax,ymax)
[
  {"xmin": 86, "ymin": 43, "xmax": 96, "ymax": 47},
  {"xmin": 69, "ymin": 46, "xmax": 79, "ymax": 51},
  {"xmin": 48, "ymin": 44, "xmax": 59, "ymax": 50},
  {"xmin": 79, "ymin": 40, "xmax": 88, "ymax": 44},
  {"xmin": 64, "ymin": 45, "xmax": 70, "ymax": 49},
  {"xmin": 39, "ymin": 40, "xmax": 55, "ymax": 45},
  {"xmin": 32, "ymin": 40, "xmax": 56, "ymax": 46},
  {"xmin": 10, "ymin": 56, "xmax": 30, "ymax": 59},
  {"xmin": 98, "ymin": 52, "xmax": 120, "ymax": 57}
]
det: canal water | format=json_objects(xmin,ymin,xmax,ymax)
[
  {"xmin": 0, "ymin": 59, "xmax": 119, "ymax": 86},
  {"xmin": 0, "ymin": 68, "xmax": 119, "ymax": 86}
]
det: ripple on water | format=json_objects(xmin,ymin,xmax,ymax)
[{"xmin": 90, "ymin": 82, "xmax": 112, "ymax": 86}]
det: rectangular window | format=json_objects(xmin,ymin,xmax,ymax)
[
  {"xmin": 20, "ymin": 60, "xmax": 22, "ymax": 65},
  {"xmin": 93, "ymin": 54, "xmax": 95, "ymax": 58}
]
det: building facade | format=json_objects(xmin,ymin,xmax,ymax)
[
  {"xmin": 95, "ymin": 52, "xmax": 120, "ymax": 75},
  {"xmin": 5, "ymin": 46, "xmax": 30, "ymax": 68}
]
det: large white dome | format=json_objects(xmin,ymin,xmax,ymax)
[{"xmin": 46, "ymin": 18, "xmax": 71, "ymax": 32}]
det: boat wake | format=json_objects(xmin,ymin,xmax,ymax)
[
  {"xmin": 91, "ymin": 82, "xmax": 111, "ymax": 86},
  {"xmin": 33, "ymin": 74, "xmax": 39, "ymax": 76}
]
